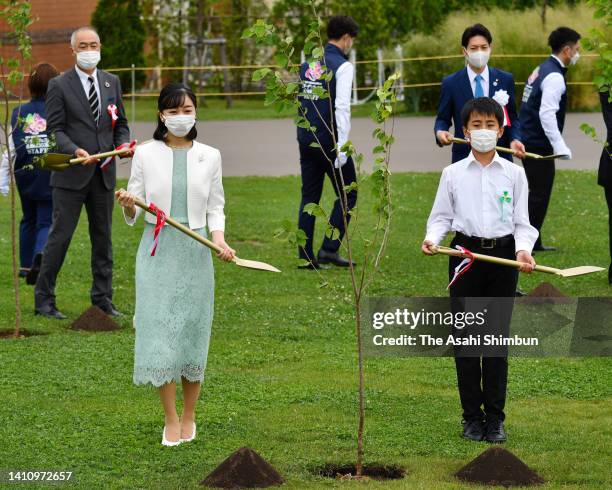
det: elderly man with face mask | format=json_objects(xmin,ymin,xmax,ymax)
[
  {"xmin": 434, "ymin": 23, "xmax": 525, "ymax": 163},
  {"xmin": 519, "ymin": 27, "xmax": 581, "ymax": 252},
  {"xmin": 34, "ymin": 26, "xmax": 131, "ymax": 319}
]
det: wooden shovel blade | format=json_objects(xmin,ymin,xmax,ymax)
[
  {"xmin": 234, "ymin": 256, "xmax": 281, "ymax": 273},
  {"xmin": 557, "ymin": 265, "xmax": 606, "ymax": 277}
]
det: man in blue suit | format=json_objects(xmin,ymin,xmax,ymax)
[{"xmin": 435, "ymin": 24, "xmax": 525, "ymax": 162}]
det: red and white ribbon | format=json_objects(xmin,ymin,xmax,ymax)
[
  {"xmin": 447, "ymin": 245, "xmax": 475, "ymax": 289},
  {"xmin": 107, "ymin": 104, "xmax": 118, "ymax": 129},
  {"xmin": 148, "ymin": 202, "xmax": 166, "ymax": 256},
  {"xmin": 100, "ymin": 139, "xmax": 137, "ymax": 172},
  {"xmin": 502, "ymin": 106, "xmax": 511, "ymax": 127}
]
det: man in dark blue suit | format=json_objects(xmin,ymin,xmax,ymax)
[{"xmin": 434, "ymin": 24, "xmax": 525, "ymax": 162}]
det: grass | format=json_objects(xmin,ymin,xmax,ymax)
[
  {"xmin": 1, "ymin": 97, "xmax": 383, "ymax": 125},
  {"xmin": 1, "ymin": 171, "xmax": 611, "ymax": 488}
]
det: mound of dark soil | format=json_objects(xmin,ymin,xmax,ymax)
[{"xmin": 455, "ymin": 447, "xmax": 545, "ymax": 487}]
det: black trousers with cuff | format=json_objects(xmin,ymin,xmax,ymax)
[{"xmin": 448, "ymin": 233, "xmax": 519, "ymax": 423}]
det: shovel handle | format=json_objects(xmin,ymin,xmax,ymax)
[
  {"xmin": 124, "ymin": 193, "xmax": 225, "ymax": 255},
  {"xmin": 450, "ymin": 137, "xmax": 543, "ymax": 159},
  {"xmin": 70, "ymin": 147, "xmax": 132, "ymax": 164},
  {"xmin": 430, "ymin": 245, "xmax": 561, "ymax": 275}
]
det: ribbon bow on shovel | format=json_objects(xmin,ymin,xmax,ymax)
[
  {"xmin": 119, "ymin": 191, "xmax": 281, "ymax": 273},
  {"xmin": 428, "ymin": 244, "xmax": 605, "ymax": 279},
  {"xmin": 36, "ymin": 140, "xmax": 137, "ymax": 171}
]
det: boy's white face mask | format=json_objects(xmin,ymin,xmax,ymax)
[{"xmin": 467, "ymin": 128, "xmax": 498, "ymax": 153}]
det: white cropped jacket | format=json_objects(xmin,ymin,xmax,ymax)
[{"xmin": 123, "ymin": 139, "xmax": 225, "ymax": 232}]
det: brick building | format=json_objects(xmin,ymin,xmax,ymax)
[{"xmin": 1, "ymin": 0, "xmax": 99, "ymax": 75}]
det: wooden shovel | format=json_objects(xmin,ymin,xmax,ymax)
[
  {"xmin": 125, "ymin": 193, "xmax": 281, "ymax": 273},
  {"xmin": 429, "ymin": 245, "xmax": 604, "ymax": 278},
  {"xmin": 450, "ymin": 137, "xmax": 565, "ymax": 160},
  {"xmin": 36, "ymin": 146, "xmax": 133, "ymax": 171}
]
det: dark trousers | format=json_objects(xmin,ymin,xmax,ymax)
[
  {"xmin": 523, "ymin": 147, "xmax": 556, "ymax": 248},
  {"xmin": 606, "ymin": 186, "xmax": 612, "ymax": 283},
  {"xmin": 17, "ymin": 192, "xmax": 52, "ymax": 269},
  {"xmin": 448, "ymin": 234, "xmax": 519, "ymax": 423},
  {"xmin": 297, "ymin": 144, "xmax": 357, "ymax": 260},
  {"xmin": 35, "ymin": 168, "xmax": 114, "ymax": 309}
]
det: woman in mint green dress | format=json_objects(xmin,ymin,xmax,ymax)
[{"xmin": 116, "ymin": 83, "xmax": 235, "ymax": 446}]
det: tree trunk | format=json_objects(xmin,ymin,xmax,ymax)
[
  {"xmin": 9, "ymin": 149, "xmax": 22, "ymax": 337},
  {"xmin": 354, "ymin": 298, "xmax": 365, "ymax": 476},
  {"xmin": 540, "ymin": 0, "xmax": 548, "ymax": 29}
]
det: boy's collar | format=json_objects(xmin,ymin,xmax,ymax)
[{"xmin": 468, "ymin": 150, "xmax": 504, "ymax": 167}]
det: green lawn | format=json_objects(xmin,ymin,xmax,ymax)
[
  {"xmin": 1, "ymin": 97, "xmax": 384, "ymax": 124},
  {"xmin": 1, "ymin": 171, "xmax": 610, "ymax": 489}
]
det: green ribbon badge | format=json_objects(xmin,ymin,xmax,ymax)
[{"xmin": 499, "ymin": 191, "xmax": 512, "ymax": 222}]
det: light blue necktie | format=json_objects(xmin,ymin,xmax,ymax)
[{"xmin": 474, "ymin": 74, "xmax": 484, "ymax": 98}]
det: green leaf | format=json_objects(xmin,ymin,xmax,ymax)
[
  {"xmin": 285, "ymin": 82, "xmax": 299, "ymax": 95},
  {"xmin": 303, "ymin": 202, "xmax": 326, "ymax": 218},
  {"xmin": 325, "ymin": 224, "xmax": 340, "ymax": 240},
  {"xmin": 252, "ymin": 68, "xmax": 271, "ymax": 82},
  {"xmin": 309, "ymin": 142, "xmax": 321, "ymax": 148}
]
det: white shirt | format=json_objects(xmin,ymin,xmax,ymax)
[
  {"xmin": 334, "ymin": 61, "xmax": 354, "ymax": 167},
  {"xmin": 425, "ymin": 152, "xmax": 538, "ymax": 254},
  {"xmin": 75, "ymin": 65, "xmax": 101, "ymax": 105},
  {"xmin": 0, "ymin": 133, "xmax": 14, "ymax": 195},
  {"xmin": 467, "ymin": 65, "xmax": 489, "ymax": 98},
  {"xmin": 539, "ymin": 55, "xmax": 571, "ymax": 157}
]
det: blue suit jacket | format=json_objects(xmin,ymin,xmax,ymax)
[{"xmin": 434, "ymin": 66, "xmax": 521, "ymax": 163}]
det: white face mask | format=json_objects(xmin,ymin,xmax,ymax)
[
  {"xmin": 163, "ymin": 114, "xmax": 196, "ymax": 137},
  {"xmin": 467, "ymin": 129, "xmax": 498, "ymax": 153},
  {"xmin": 570, "ymin": 51, "xmax": 580, "ymax": 66},
  {"xmin": 76, "ymin": 50, "xmax": 100, "ymax": 70},
  {"xmin": 466, "ymin": 49, "xmax": 490, "ymax": 69}
]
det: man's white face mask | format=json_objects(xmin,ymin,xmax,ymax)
[
  {"xmin": 465, "ymin": 49, "xmax": 490, "ymax": 69},
  {"xmin": 570, "ymin": 50, "xmax": 580, "ymax": 66},
  {"xmin": 76, "ymin": 50, "xmax": 101, "ymax": 70}
]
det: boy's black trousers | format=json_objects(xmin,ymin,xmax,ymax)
[{"xmin": 448, "ymin": 232, "xmax": 519, "ymax": 423}]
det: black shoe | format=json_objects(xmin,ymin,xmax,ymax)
[
  {"xmin": 484, "ymin": 419, "xmax": 507, "ymax": 443},
  {"xmin": 298, "ymin": 260, "xmax": 322, "ymax": 270},
  {"xmin": 19, "ymin": 268, "xmax": 29, "ymax": 278},
  {"xmin": 97, "ymin": 303, "xmax": 122, "ymax": 317},
  {"xmin": 514, "ymin": 288, "xmax": 526, "ymax": 297},
  {"xmin": 461, "ymin": 419, "xmax": 485, "ymax": 441},
  {"xmin": 26, "ymin": 253, "xmax": 42, "ymax": 285},
  {"xmin": 317, "ymin": 249, "xmax": 355, "ymax": 267},
  {"xmin": 34, "ymin": 304, "xmax": 67, "ymax": 320},
  {"xmin": 533, "ymin": 244, "xmax": 556, "ymax": 252}
]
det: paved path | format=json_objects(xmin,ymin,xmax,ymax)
[{"xmin": 118, "ymin": 113, "xmax": 605, "ymax": 179}]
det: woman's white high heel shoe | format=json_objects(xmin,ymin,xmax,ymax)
[
  {"xmin": 161, "ymin": 426, "xmax": 181, "ymax": 446},
  {"xmin": 180, "ymin": 422, "xmax": 196, "ymax": 443}
]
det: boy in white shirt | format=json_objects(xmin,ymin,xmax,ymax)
[{"xmin": 422, "ymin": 97, "xmax": 538, "ymax": 443}]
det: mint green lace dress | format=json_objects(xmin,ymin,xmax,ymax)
[{"xmin": 133, "ymin": 148, "xmax": 214, "ymax": 387}]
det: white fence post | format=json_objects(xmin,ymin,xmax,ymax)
[
  {"xmin": 350, "ymin": 49, "xmax": 358, "ymax": 105},
  {"xmin": 131, "ymin": 64, "xmax": 136, "ymax": 127}
]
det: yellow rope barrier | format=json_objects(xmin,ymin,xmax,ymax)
[
  {"xmin": 105, "ymin": 53, "xmax": 598, "ymax": 73},
  {"xmin": 121, "ymin": 81, "xmax": 596, "ymax": 98}
]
